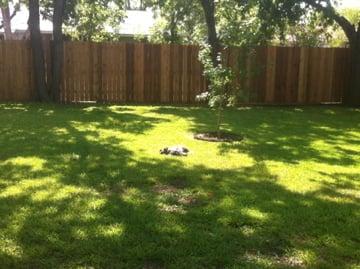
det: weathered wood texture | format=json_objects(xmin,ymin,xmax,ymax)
[
  {"xmin": 0, "ymin": 41, "xmax": 36, "ymax": 101},
  {"xmin": 0, "ymin": 41, "xmax": 351, "ymax": 104}
]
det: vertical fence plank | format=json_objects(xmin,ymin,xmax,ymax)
[
  {"xmin": 298, "ymin": 47, "xmax": 309, "ymax": 103},
  {"xmin": 265, "ymin": 47, "xmax": 277, "ymax": 103},
  {"xmin": 252, "ymin": 47, "xmax": 267, "ymax": 103},
  {"xmin": 144, "ymin": 43, "xmax": 151, "ymax": 102},
  {"xmin": 125, "ymin": 43, "xmax": 134, "ymax": 102},
  {"xmin": 120, "ymin": 43, "xmax": 125, "ymax": 102},
  {"xmin": 323, "ymin": 48, "xmax": 334, "ymax": 102},
  {"xmin": 307, "ymin": 48, "xmax": 318, "ymax": 103},
  {"xmin": 172, "ymin": 44, "xmax": 181, "ymax": 103},
  {"xmin": 170, "ymin": 45, "xmax": 177, "ymax": 103},
  {"xmin": 154, "ymin": 44, "xmax": 161, "ymax": 103},
  {"xmin": 181, "ymin": 45, "xmax": 188, "ymax": 104},
  {"xmin": 160, "ymin": 44, "xmax": 170, "ymax": 103},
  {"xmin": 61, "ymin": 42, "xmax": 67, "ymax": 103},
  {"xmin": 134, "ymin": 43, "xmax": 144, "ymax": 103}
]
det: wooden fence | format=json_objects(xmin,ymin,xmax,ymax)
[{"xmin": 0, "ymin": 40, "xmax": 351, "ymax": 104}]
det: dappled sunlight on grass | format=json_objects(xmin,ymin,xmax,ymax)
[
  {"xmin": 0, "ymin": 104, "xmax": 359, "ymax": 268},
  {"xmin": 3, "ymin": 157, "xmax": 47, "ymax": 172}
]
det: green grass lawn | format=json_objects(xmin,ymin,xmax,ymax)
[{"xmin": 0, "ymin": 104, "xmax": 359, "ymax": 269}]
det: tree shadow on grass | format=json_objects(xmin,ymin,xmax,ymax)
[
  {"xmin": 0, "ymin": 103, "xmax": 168, "ymax": 162},
  {"xmin": 0, "ymin": 104, "xmax": 359, "ymax": 268},
  {"xmin": 1, "ymin": 157, "xmax": 359, "ymax": 268}
]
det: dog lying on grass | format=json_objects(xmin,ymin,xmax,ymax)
[{"xmin": 160, "ymin": 145, "xmax": 189, "ymax": 156}]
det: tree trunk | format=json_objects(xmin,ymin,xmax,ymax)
[
  {"xmin": 28, "ymin": 0, "xmax": 49, "ymax": 101},
  {"xmin": 344, "ymin": 32, "xmax": 360, "ymax": 106},
  {"xmin": 51, "ymin": 0, "xmax": 65, "ymax": 102},
  {"xmin": 1, "ymin": 6, "xmax": 12, "ymax": 40},
  {"xmin": 169, "ymin": 12, "xmax": 178, "ymax": 43},
  {"xmin": 199, "ymin": 0, "xmax": 220, "ymax": 67}
]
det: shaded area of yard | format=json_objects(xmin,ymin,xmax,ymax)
[{"xmin": 0, "ymin": 104, "xmax": 359, "ymax": 268}]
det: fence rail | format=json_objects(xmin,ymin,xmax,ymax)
[{"xmin": 0, "ymin": 40, "xmax": 351, "ymax": 104}]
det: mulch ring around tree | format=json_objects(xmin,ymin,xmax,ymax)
[{"xmin": 194, "ymin": 131, "xmax": 243, "ymax": 142}]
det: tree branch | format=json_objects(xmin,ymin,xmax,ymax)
[
  {"xmin": 0, "ymin": 8, "xmax": 17, "ymax": 29},
  {"xmin": 304, "ymin": 0, "xmax": 356, "ymax": 43}
]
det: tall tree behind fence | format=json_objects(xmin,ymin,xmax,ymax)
[{"xmin": 0, "ymin": 40, "xmax": 351, "ymax": 104}]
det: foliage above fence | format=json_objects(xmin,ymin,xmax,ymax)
[{"xmin": 0, "ymin": 40, "xmax": 351, "ymax": 104}]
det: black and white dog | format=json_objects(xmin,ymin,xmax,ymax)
[{"xmin": 160, "ymin": 145, "xmax": 189, "ymax": 156}]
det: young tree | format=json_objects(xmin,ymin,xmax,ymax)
[
  {"xmin": 197, "ymin": 44, "xmax": 234, "ymax": 138},
  {"xmin": 199, "ymin": 0, "xmax": 221, "ymax": 137},
  {"xmin": 197, "ymin": 0, "xmax": 235, "ymax": 138},
  {"xmin": 197, "ymin": 0, "xmax": 273, "ymax": 137}
]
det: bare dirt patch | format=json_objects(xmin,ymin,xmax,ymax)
[
  {"xmin": 153, "ymin": 184, "xmax": 178, "ymax": 195},
  {"xmin": 153, "ymin": 183, "xmax": 205, "ymax": 212}
]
